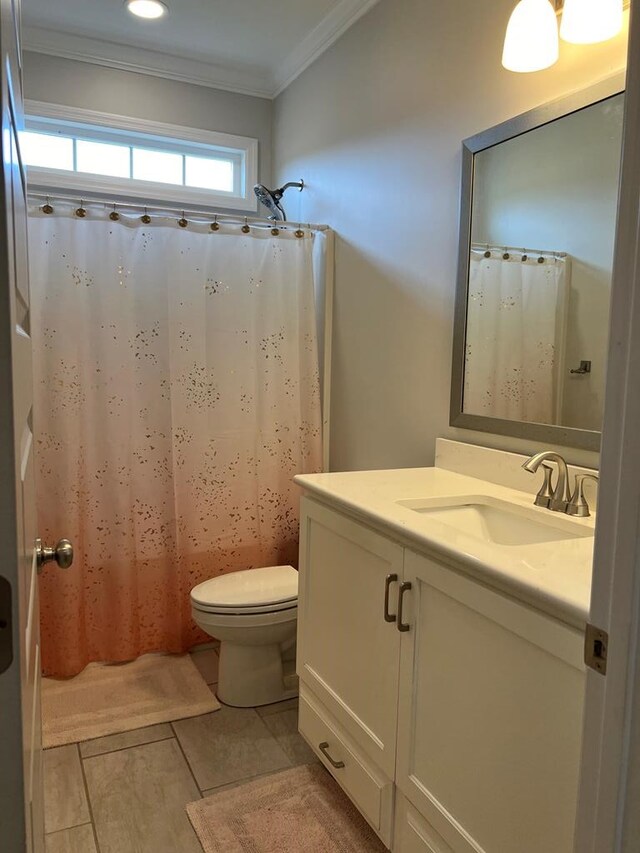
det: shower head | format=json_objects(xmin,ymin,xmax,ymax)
[
  {"xmin": 254, "ymin": 184, "xmax": 285, "ymax": 220},
  {"xmin": 254, "ymin": 180, "xmax": 304, "ymax": 221}
]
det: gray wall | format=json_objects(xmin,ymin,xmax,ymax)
[
  {"xmin": 273, "ymin": 0, "xmax": 629, "ymax": 471},
  {"xmin": 23, "ymin": 51, "xmax": 273, "ymax": 191}
]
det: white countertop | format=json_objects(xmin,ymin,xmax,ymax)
[{"xmin": 294, "ymin": 467, "xmax": 595, "ymax": 628}]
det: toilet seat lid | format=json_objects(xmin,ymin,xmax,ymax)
[{"xmin": 191, "ymin": 565, "xmax": 298, "ymax": 610}]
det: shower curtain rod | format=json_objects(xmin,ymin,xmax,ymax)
[
  {"xmin": 27, "ymin": 190, "xmax": 330, "ymax": 233},
  {"xmin": 471, "ymin": 242, "xmax": 567, "ymax": 258}
]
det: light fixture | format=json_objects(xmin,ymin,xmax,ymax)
[
  {"xmin": 560, "ymin": 0, "xmax": 623, "ymax": 44},
  {"xmin": 125, "ymin": 0, "xmax": 168, "ymax": 20},
  {"xmin": 502, "ymin": 0, "xmax": 560, "ymax": 72}
]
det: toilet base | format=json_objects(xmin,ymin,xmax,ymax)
[{"xmin": 217, "ymin": 641, "xmax": 299, "ymax": 708}]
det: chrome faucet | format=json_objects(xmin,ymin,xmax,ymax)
[
  {"xmin": 522, "ymin": 451, "xmax": 572, "ymax": 512},
  {"xmin": 565, "ymin": 472, "xmax": 599, "ymax": 517}
]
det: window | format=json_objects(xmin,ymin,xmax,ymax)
[{"xmin": 21, "ymin": 102, "xmax": 259, "ymax": 211}]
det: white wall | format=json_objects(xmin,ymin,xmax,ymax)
[
  {"xmin": 472, "ymin": 94, "xmax": 624, "ymax": 432},
  {"xmin": 273, "ymin": 0, "xmax": 629, "ymax": 471},
  {"xmin": 22, "ymin": 51, "xmax": 273, "ymax": 197}
]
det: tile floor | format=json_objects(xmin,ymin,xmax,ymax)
[{"xmin": 43, "ymin": 647, "xmax": 317, "ymax": 853}]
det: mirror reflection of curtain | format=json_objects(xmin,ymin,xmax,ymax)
[
  {"xmin": 464, "ymin": 252, "xmax": 568, "ymax": 423},
  {"xmin": 29, "ymin": 208, "xmax": 323, "ymax": 678}
]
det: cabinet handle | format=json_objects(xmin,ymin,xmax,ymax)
[
  {"xmin": 384, "ymin": 573, "xmax": 398, "ymax": 622},
  {"xmin": 319, "ymin": 741, "xmax": 345, "ymax": 769},
  {"xmin": 397, "ymin": 581, "xmax": 412, "ymax": 632}
]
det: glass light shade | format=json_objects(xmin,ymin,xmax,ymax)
[
  {"xmin": 502, "ymin": 0, "xmax": 560, "ymax": 72},
  {"xmin": 560, "ymin": 0, "xmax": 623, "ymax": 44},
  {"xmin": 125, "ymin": 0, "xmax": 168, "ymax": 19}
]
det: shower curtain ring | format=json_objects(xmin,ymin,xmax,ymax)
[
  {"xmin": 109, "ymin": 204, "xmax": 120, "ymax": 222},
  {"xmin": 178, "ymin": 211, "xmax": 188, "ymax": 228},
  {"xmin": 75, "ymin": 200, "xmax": 86, "ymax": 218},
  {"xmin": 241, "ymin": 218, "xmax": 250, "ymax": 234},
  {"xmin": 271, "ymin": 224, "xmax": 280, "ymax": 236},
  {"xmin": 141, "ymin": 207, "xmax": 152, "ymax": 224},
  {"xmin": 295, "ymin": 224, "xmax": 304, "ymax": 238},
  {"xmin": 210, "ymin": 215, "xmax": 220, "ymax": 232},
  {"xmin": 42, "ymin": 195, "xmax": 54, "ymax": 215}
]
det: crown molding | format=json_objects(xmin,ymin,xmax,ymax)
[
  {"xmin": 22, "ymin": 0, "xmax": 382, "ymax": 100},
  {"xmin": 272, "ymin": 0, "xmax": 382, "ymax": 97},
  {"xmin": 22, "ymin": 26, "xmax": 275, "ymax": 99}
]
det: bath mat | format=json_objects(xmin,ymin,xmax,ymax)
[
  {"xmin": 42, "ymin": 653, "xmax": 220, "ymax": 748},
  {"xmin": 186, "ymin": 764, "xmax": 387, "ymax": 852}
]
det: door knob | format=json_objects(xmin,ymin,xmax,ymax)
[{"xmin": 36, "ymin": 538, "xmax": 73, "ymax": 573}]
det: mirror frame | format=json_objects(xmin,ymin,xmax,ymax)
[{"xmin": 450, "ymin": 74, "xmax": 625, "ymax": 451}]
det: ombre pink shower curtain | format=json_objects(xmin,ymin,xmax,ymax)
[{"xmin": 29, "ymin": 207, "xmax": 323, "ymax": 677}]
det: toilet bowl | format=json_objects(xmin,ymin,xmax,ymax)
[{"xmin": 190, "ymin": 565, "xmax": 298, "ymax": 708}]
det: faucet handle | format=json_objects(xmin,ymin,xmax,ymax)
[
  {"xmin": 566, "ymin": 472, "xmax": 599, "ymax": 518},
  {"xmin": 533, "ymin": 464, "xmax": 555, "ymax": 509}
]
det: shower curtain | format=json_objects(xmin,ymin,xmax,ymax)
[
  {"xmin": 29, "ymin": 208, "xmax": 323, "ymax": 678},
  {"xmin": 464, "ymin": 251, "xmax": 568, "ymax": 423}
]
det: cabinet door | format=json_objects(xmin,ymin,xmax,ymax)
[
  {"xmin": 298, "ymin": 496, "xmax": 403, "ymax": 778},
  {"xmin": 396, "ymin": 550, "xmax": 585, "ymax": 853},
  {"xmin": 394, "ymin": 793, "xmax": 455, "ymax": 853}
]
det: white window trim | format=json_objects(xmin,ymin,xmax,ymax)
[{"xmin": 23, "ymin": 100, "xmax": 259, "ymax": 212}]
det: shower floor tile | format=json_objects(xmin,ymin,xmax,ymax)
[{"xmin": 43, "ymin": 657, "xmax": 312, "ymax": 853}]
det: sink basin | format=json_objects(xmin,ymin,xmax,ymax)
[{"xmin": 396, "ymin": 495, "xmax": 593, "ymax": 546}]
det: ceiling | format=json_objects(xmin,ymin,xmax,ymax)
[{"xmin": 21, "ymin": 0, "xmax": 380, "ymax": 98}]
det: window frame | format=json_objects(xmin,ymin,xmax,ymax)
[{"xmin": 23, "ymin": 100, "xmax": 259, "ymax": 212}]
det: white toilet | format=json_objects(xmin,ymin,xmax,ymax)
[{"xmin": 190, "ymin": 565, "xmax": 299, "ymax": 708}]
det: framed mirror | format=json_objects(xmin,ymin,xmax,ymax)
[{"xmin": 450, "ymin": 76, "xmax": 625, "ymax": 451}]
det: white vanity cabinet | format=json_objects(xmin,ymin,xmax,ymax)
[
  {"xmin": 393, "ymin": 794, "xmax": 455, "ymax": 853},
  {"xmin": 297, "ymin": 496, "xmax": 587, "ymax": 853},
  {"xmin": 396, "ymin": 550, "xmax": 585, "ymax": 853},
  {"xmin": 297, "ymin": 496, "xmax": 402, "ymax": 845}
]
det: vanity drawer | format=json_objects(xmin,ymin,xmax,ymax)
[
  {"xmin": 394, "ymin": 793, "xmax": 455, "ymax": 853},
  {"xmin": 299, "ymin": 685, "xmax": 394, "ymax": 848}
]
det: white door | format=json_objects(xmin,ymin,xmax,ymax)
[
  {"xmin": 573, "ymin": 4, "xmax": 640, "ymax": 851},
  {"xmin": 0, "ymin": 2, "xmax": 71, "ymax": 850}
]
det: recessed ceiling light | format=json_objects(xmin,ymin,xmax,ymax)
[{"xmin": 125, "ymin": 0, "xmax": 168, "ymax": 20}]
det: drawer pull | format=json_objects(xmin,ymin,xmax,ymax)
[
  {"xmin": 384, "ymin": 573, "xmax": 398, "ymax": 622},
  {"xmin": 319, "ymin": 741, "xmax": 345, "ymax": 769},
  {"xmin": 397, "ymin": 581, "xmax": 412, "ymax": 632}
]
